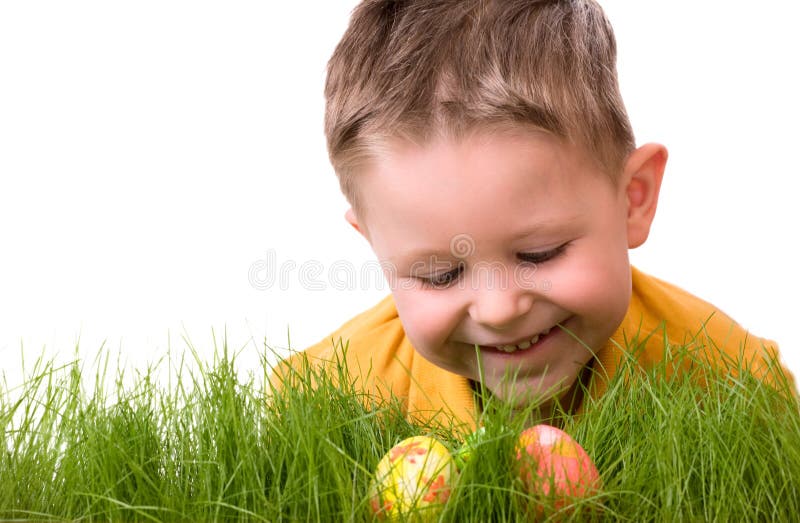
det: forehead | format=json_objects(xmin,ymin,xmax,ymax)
[
  {"xmin": 355, "ymin": 129, "xmax": 609, "ymax": 257},
  {"xmin": 365, "ymin": 124, "xmax": 600, "ymax": 182},
  {"xmin": 364, "ymin": 129, "xmax": 559, "ymax": 200}
]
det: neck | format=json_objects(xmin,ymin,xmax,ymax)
[{"xmin": 511, "ymin": 360, "xmax": 593, "ymax": 428}]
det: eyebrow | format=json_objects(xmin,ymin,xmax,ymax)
[
  {"xmin": 387, "ymin": 247, "xmax": 458, "ymax": 264},
  {"xmin": 389, "ymin": 217, "xmax": 579, "ymax": 263},
  {"xmin": 509, "ymin": 218, "xmax": 574, "ymax": 240}
]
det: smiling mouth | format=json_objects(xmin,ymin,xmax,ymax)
[{"xmin": 479, "ymin": 326, "xmax": 555, "ymax": 354}]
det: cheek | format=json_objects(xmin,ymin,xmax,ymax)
[
  {"xmin": 392, "ymin": 288, "xmax": 461, "ymax": 349},
  {"xmin": 552, "ymin": 251, "xmax": 630, "ymax": 317},
  {"xmin": 394, "ymin": 289, "xmax": 472, "ymax": 355}
]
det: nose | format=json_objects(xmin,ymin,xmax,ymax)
[{"xmin": 467, "ymin": 272, "xmax": 534, "ymax": 329}]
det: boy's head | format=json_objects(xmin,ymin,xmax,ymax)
[
  {"xmin": 326, "ymin": 0, "xmax": 636, "ymax": 218},
  {"xmin": 325, "ymin": 0, "xmax": 667, "ymax": 412}
]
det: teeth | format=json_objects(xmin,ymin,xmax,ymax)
[{"xmin": 493, "ymin": 329, "xmax": 551, "ymax": 353}]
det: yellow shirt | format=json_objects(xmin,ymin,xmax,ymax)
[{"xmin": 276, "ymin": 266, "xmax": 792, "ymax": 430}]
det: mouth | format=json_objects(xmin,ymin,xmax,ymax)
[{"xmin": 477, "ymin": 325, "xmax": 559, "ymax": 354}]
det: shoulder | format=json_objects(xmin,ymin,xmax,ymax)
[
  {"xmin": 274, "ymin": 294, "xmax": 418, "ymax": 399},
  {"xmin": 629, "ymin": 266, "xmax": 759, "ymax": 347},
  {"xmin": 591, "ymin": 266, "xmax": 795, "ymax": 403},
  {"xmin": 302, "ymin": 293, "xmax": 410, "ymax": 363},
  {"xmin": 626, "ymin": 266, "xmax": 789, "ymax": 383},
  {"xmin": 630, "ymin": 266, "xmax": 724, "ymax": 327}
]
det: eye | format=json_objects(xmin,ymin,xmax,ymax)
[
  {"xmin": 418, "ymin": 262, "xmax": 464, "ymax": 289},
  {"xmin": 518, "ymin": 243, "xmax": 569, "ymax": 264}
]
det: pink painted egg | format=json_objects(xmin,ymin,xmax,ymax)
[{"xmin": 515, "ymin": 424, "xmax": 601, "ymax": 507}]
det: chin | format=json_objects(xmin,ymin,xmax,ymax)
[{"xmin": 486, "ymin": 377, "xmax": 567, "ymax": 409}]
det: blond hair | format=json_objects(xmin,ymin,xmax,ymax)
[{"xmin": 325, "ymin": 0, "xmax": 635, "ymax": 214}]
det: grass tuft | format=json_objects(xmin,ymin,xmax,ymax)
[{"xmin": 1, "ymin": 336, "xmax": 798, "ymax": 521}]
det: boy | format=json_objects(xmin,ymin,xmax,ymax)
[{"xmin": 278, "ymin": 0, "xmax": 792, "ymax": 428}]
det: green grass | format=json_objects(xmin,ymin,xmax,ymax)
[{"xmin": 1, "ymin": 335, "xmax": 798, "ymax": 522}]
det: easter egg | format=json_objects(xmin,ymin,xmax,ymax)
[
  {"xmin": 369, "ymin": 435, "xmax": 457, "ymax": 520},
  {"xmin": 515, "ymin": 424, "xmax": 600, "ymax": 507}
]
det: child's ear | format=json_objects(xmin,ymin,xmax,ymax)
[
  {"xmin": 623, "ymin": 143, "xmax": 668, "ymax": 248},
  {"xmin": 344, "ymin": 207, "xmax": 365, "ymax": 236}
]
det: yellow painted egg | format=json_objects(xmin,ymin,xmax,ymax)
[{"xmin": 369, "ymin": 435, "xmax": 457, "ymax": 520}]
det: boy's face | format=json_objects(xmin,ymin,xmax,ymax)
[{"xmin": 348, "ymin": 129, "xmax": 655, "ymax": 410}]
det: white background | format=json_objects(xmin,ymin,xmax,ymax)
[{"xmin": 1, "ymin": 1, "xmax": 798, "ymax": 386}]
